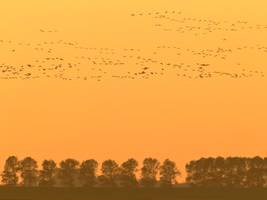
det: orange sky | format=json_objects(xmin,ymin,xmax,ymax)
[{"xmin": 0, "ymin": 0, "xmax": 266, "ymax": 178}]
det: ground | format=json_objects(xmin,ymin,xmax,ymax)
[{"xmin": 0, "ymin": 187, "xmax": 267, "ymax": 200}]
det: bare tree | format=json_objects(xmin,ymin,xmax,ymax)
[
  {"xmin": 39, "ymin": 160, "xmax": 57, "ymax": 187},
  {"xmin": 159, "ymin": 159, "xmax": 180, "ymax": 187},
  {"xmin": 140, "ymin": 158, "xmax": 160, "ymax": 187},
  {"xmin": 1, "ymin": 156, "xmax": 19, "ymax": 186},
  {"xmin": 58, "ymin": 159, "xmax": 80, "ymax": 187},
  {"xmin": 79, "ymin": 159, "xmax": 98, "ymax": 187},
  {"xmin": 119, "ymin": 158, "xmax": 138, "ymax": 187},
  {"xmin": 20, "ymin": 157, "xmax": 39, "ymax": 187},
  {"xmin": 98, "ymin": 160, "xmax": 119, "ymax": 187}
]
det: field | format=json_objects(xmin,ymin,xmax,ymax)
[{"xmin": 0, "ymin": 187, "xmax": 267, "ymax": 200}]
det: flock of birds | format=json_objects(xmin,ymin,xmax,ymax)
[
  {"xmin": 131, "ymin": 10, "xmax": 267, "ymax": 36},
  {"xmin": 0, "ymin": 10, "xmax": 265, "ymax": 81},
  {"xmin": 40, "ymin": 29, "xmax": 59, "ymax": 33}
]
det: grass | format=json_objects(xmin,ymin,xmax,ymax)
[{"xmin": 0, "ymin": 187, "xmax": 267, "ymax": 200}]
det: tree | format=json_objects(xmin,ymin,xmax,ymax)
[
  {"xmin": 224, "ymin": 157, "xmax": 246, "ymax": 188},
  {"xmin": 246, "ymin": 157, "xmax": 266, "ymax": 188},
  {"xmin": 58, "ymin": 159, "xmax": 80, "ymax": 187},
  {"xmin": 159, "ymin": 159, "xmax": 180, "ymax": 187},
  {"xmin": 214, "ymin": 157, "xmax": 225, "ymax": 186},
  {"xmin": 199, "ymin": 157, "xmax": 222, "ymax": 187},
  {"xmin": 140, "ymin": 158, "xmax": 160, "ymax": 187},
  {"xmin": 1, "ymin": 156, "xmax": 19, "ymax": 186},
  {"xmin": 185, "ymin": 157, "xmax": 267, "ymax": 188},
  {"xmin": 20, "ymin": 157, "xmax": 39, "ymax": 187},
  {"xmin": 79, "ymin": 159, "xmax": 98, "ymax": 187},
  {"xmin": 185, "ymin": 160, "xmax": 196, "ymax": 186},
  {"xmin": 98, "ymin": 159, "xmax": 119, "ymax": 187},
  {"xmin": 119, "ymin": 158, "xmax": 138, "ymax": 187},
  {"xmin": 187, "ymin": 157, "xmax": 229, "ymax": 187},
  {"xmin": 39, "ymin": 160, "xmax": 57, "ymax": 187}
]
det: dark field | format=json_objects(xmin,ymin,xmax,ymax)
[{"xmin": 0, "ymin": 188, "xmax": 267, "ymax": 200}]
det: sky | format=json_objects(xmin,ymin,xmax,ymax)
[{"xmin": 0, "ymin": 0, "xmax": 266, "ymax": 178}]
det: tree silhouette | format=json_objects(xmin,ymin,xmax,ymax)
[
  {"xmin": 79, "ymin": 159, "xmax": 98, "ymax": 187},
  {"xmin": 98, "ymin": 159, "xmax": 119, "ymax": 187},
  {"xmin": 3, "ymin": 155, "xmax": 267, "ymax": 188},
  {"xmin": 186, "ymin": 157, "xmax": 228, "ymax": 187},
  {"xmin": 186, "ymin": 157, "xmax": 267, "ymax": 188},
  {"xmin": 202, "ymin": 157, "xmax": 221, "ymax": 187},
  {"xmin": 213, "ymin": 157, "xmax": 225, "ymax": 187},
  {"xmin": 39, "ymin": 160, "xmax": 57, "ymax": 187},
  {"xmin": 58, "ymin": 159, "xmax": 79, "ymax": 187},
  {"xmin": 159, "ymin": 159, "xmax": 180, "ymax": 187},
  {"xmin": 140, "ymin": 158, "xmax": 160, "ymax": 187},
  {"xmin": 20, "ymin": 157, "xmax": 39, "ymax": 187},
  {"xmin": 1, "ymin": 156, "xmax": 19, "ymax": 186},
  {"xmin": 224, "ymin": 157, "xmax": 246, "ymax": 188},
  {"xmin": 245, "ymin": 157, "xmax": 267, "ymax": 188},
  {"xmin": 118, "ymin": 158, "xmax": 139, "ymax": 187}
]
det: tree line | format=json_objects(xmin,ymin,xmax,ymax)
[
  {"xmin": 1, "ymin": 156, "xmax": 180, "ymax": 187},
  {"xmin": 186, "ymin": 156, "xmax": 267, "ymax": 188},
  {"xmin": 2, "ymin": 156, "xmax": 267, "ymax": 188}
]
